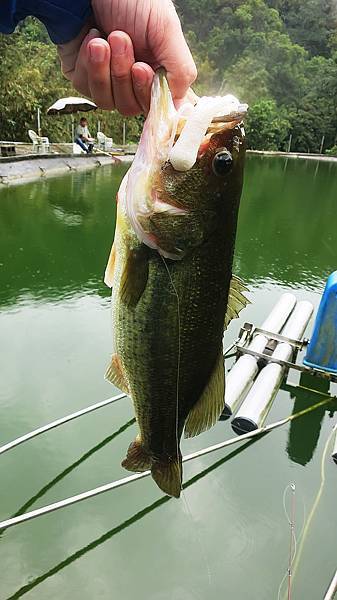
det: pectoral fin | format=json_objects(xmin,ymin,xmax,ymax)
[
  {"xmin": 105, "ymin": 354, "xmax": 129, "ymax": 394},
  {"xmin": 224, "ymin": 274, "xmax": 250, "ymax": 329},
  {"xmin": 184, "ymin": 351, "xmax": 225, "ymax": 439},
  {"xmin": 120, "ymin": 245, "xmax": 149, "ymax": 307}
]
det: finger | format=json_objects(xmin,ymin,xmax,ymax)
[
  {"xmin": 153, "ymin": 6, "xmax": 197, "ymax": 103},
  {"xmin": 108, "ymin": 31, "xmax": 142, "ymax": 117},
  {"xmin": 57, "ymin": 22, "xmax": 92, "ymax": 92},
  {"xmin": 87, "ymin": 38, "xmax": 115, "ymax": 110},
  {"xmin": 71, "ymin": 28, "xmax": 100, "ymax": 98},
  {"xmin": 131, "ymin": 63, "xmax": 155, "ymax": 115}
]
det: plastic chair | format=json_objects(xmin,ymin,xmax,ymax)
[
  {"xmin": 28, "ymin": 130, "xmax": 50, "ymax": 154},
  {"xmin": 73, "ymin": 142, "xmax": 86, "ymax": 154},
  {"xmin": 97, "ymin": 131, "xmax": 113, "ymax": 151}
]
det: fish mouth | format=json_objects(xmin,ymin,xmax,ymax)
[
  {"xmin": 124, "ymin": 71, "xmax": 248, "ymax": 257},
  {"xmin": 170, "ymin": 96, "xmax": 248, "ymax": 172}
]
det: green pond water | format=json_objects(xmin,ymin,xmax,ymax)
[{"xmin": 0, "ymin": 157, "xmax": 336, "ymax": 600}]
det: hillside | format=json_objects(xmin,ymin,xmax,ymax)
[
  {"xmin": 0, "ymin": 0, "xmax": 336, "ymax": 152},
  {"xmin": 176, "ymin": 0, "xmax": 337, "ymax": 152}
]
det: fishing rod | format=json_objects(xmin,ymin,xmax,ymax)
[
  {"xmin": 324, "ymin": 569, "xmax": 337, "ymax": 600},
  {"xmin": 0, "ymin": 393, "xmax": 127, "ymax": 456},
  {"xmin": 0, "ymin": 397, "xmax": 332, "ymax": 532}
]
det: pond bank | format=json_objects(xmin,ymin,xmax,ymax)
[
  {"xmin": 248, "ymin": 150, "xmax": 337, "ymax": 162},
  {"xmin": 2, "ymin": 149, "xmax": 336, "ymax": 187},
  {"xmin": 0, "ymin": 153, "xmax": 133, "ymax": 187}
]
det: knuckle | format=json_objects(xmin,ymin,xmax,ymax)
[
  {"xmin": 111, "ymin": 70, "xmax": 130, "ymax": 83},
  {"xmin": 118, "ymin": 105, "xmax": 140, "ymax": 117},
  {"xmin": 184, "ymin": 64, "xmax": 198, "ymax": 86},
  {"xmin": 90, "ymin": 71, "xmax": 108, "ymax": 86}
]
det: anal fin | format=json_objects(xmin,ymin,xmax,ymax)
[
  {"xmin": 184, "ymin": 351, "xmax": 225, "ymax": 439},
  {"xmin": 105, "ymin": 354, "xmax": 129, "ymax": 394},
  {"xmin": 122, "ymin": 436, "xmax": 152, "ymax": 472}
]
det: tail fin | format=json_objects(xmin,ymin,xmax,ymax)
[
  {"xmin": 151, "ymin": 455, "xmax": 182, "ymax": 499},
  {"xmin": 122, "ymin": 436, "xmax": 151, "ymax": 472}
]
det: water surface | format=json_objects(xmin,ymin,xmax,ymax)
[{"xmin": 0, "ymin": 157, "xmax": 336, "ymax": 599}]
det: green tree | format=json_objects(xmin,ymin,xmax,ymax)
[
  {"xmin": 245, "ymin": 99, "xmax": 291, "ymax": 150},
  {"xmin": 0, "ymin": 18, "xmax": 141, "ymax": 143}
]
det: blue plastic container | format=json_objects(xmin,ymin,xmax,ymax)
[{"xmin": 303, "ymin": 271, "xmax": 337, "ymax": 374}]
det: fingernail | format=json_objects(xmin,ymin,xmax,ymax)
[
  {"xmin": 88, "ymin": 28, "xmax": 101, "ymax": 39},
  {"xmin": 109, "ymin": 34, "xmax": 127, "ymax": 55},
  {"xmin": 89, "ymin": 43, "xmax": 106, "ymax": 63}
]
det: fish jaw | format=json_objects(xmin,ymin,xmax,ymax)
[{"xmin": 124, "ymin": 70, "xmax": 179, "ymax": 251}]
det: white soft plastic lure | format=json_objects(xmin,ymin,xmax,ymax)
[{"xmin": 169, "ymin": 95, "xmax": 248, "ymax": 172}]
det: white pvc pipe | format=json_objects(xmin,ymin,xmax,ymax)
[
  {"xmin": 324, "ymin": 569, "xmax": 337, "ymax": 600},
  {"xmin": 332, "ymin": 428, "xmax": 337, "ymax": 465},
  {"xmin": 224, "ymin": 293, "xmax": 297, "ymax": 417},
  {"xmin": 231, "ymin": 301, "xmax": 314, "ymax": 434}
]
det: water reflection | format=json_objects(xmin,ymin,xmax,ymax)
[
  {"xmin": 5, "ymin": 437, "xmax": 258, "ymax": 600},
  {"xmin": 0, "ymin": 166, "xmax": 126, "ymax": 307},
  {"xmin": 235, "ymin": 157, "xmax": 337, "ymax": 289},
  {"xmin": 285, "ymin": 374, "xmax": 335, "ymax": 466},
  {"xmin": 1, "ymin": 158, "xmax": 337, "ymax": 309},
  {"xmin": 0, "ymin": 419, "xmax": 135, "ymax": 536}
]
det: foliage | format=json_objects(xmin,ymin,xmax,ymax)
[
  {"xmin": 1, "ymin": 4, "xmax": 337, "ymax": 152},
  {"xmin": 245, "ymin": 99, "xmax": 291, "ymax": 150},
  {"xmin": 325, "ymin": 146, "xmax": 337, "ymax": 157},
  {"xmin": 0, "ymin": 18, "xmax": 141, "ymax": 143},
  {"xmin": 177, "ymin": 0, "xmax": 337, "ymax": 152}
]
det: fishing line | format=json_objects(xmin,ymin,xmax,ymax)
[
  {"xmin": 277, "ymin": 484, "xmax": 306, "ymax": 600},
  {"xmin": 281, "ymin": 422, "xmax": 337, "ymax": 599},
  {"xmin": 161, "ymin": 255, "xmax": 213, "ymax": 588},
  {"xmin": 160, "ymin": 256, "xmax": 181, "ymax": 472},
  {"xmin": 277, "ymin": 484, "xmax": 297, "ymax": 600}
]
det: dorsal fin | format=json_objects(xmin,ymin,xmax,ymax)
[
  {"xmin": 224, "ymin": 275, "xmax": 250, "ymax": 330},
  {"xmin": 184, "ymin": 351, "xmax": 225, "ymax": 439}
]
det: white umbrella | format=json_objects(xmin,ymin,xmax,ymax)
[
  {"xmin": 47, "ymin": 97, "xmax": 97, "ymax": 115},
  {"xmin": 47, "ymin": 97, "xmax": 97, "ymax": 142}
]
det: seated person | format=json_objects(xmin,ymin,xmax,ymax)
[{"xmin": 75, "ymin": 118, "xmax": 95, "ymax": 153}]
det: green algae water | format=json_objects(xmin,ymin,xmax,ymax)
[{"xmin": 0, "ymin": 157, "xmax": 336, "ymax": 600}]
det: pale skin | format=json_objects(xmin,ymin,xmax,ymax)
[{"xmin": 57, "ymin": 0, "xmax": 197, "ymax": 116}]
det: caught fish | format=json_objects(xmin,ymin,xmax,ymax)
[{"xmin": 105, "ymin": 70, "xmax": 248, "ymax": 498}]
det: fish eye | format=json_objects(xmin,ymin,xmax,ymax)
[{"xmin": 212, "ymin": 150, "xmax": 233, "ymax": 176}]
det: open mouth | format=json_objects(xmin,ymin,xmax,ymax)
[
  {"xmin": 123, "ymin": 70, "xmax": 248, "ymax": 257},
  {"xmin": 170, "ymin": 94, "xmax": 248, "ymax": 172}
]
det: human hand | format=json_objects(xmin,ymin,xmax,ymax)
[{"xmin": 58, "ymin": 0, "xmax": 197, "ymax": 116}]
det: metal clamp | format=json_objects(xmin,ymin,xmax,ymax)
[
  {"xmin": 253, "ymin": 328, "xmax": 309, "ymax": 350},
  {"xmin": 235, "ymin": 345, "xmax": 337, "ymax": 383}
]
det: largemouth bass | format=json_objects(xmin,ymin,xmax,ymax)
[{"xmin": 105, "ymin": 71, "xmax": 248, "ymax": 498}]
